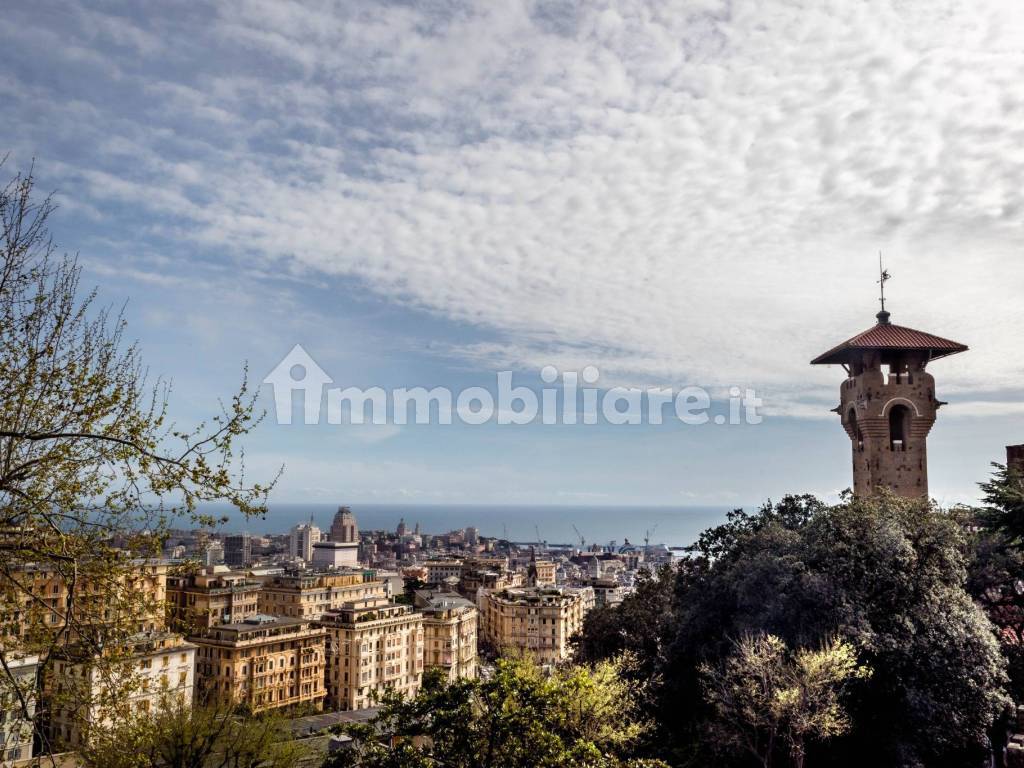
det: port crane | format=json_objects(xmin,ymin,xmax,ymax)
[{"xmin": 572, "ymin": 524, "xmax": 585, "ymax": 551}]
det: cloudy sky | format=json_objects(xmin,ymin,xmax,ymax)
[{"xmin": 3, "ymin": 0, "xmax": 1023, "ymax": 507}]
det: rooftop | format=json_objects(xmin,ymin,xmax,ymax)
[{"xmin": 811, "ymin": 312, "xmax": 968, "ymax": 365}]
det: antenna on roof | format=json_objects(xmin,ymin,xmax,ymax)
[{"xmin": 876, "ymin": 252, "xmax": 891, "ymax": 324}]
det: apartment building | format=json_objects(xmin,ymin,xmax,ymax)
[
  {"xmin": 2, "ymin": 559, "xmax": 169, "ymax": 644},
  {"xmin": 43, "ymin": 631, "xmax": 195, "ymax": 750},
  {"xmin": 528, "ymin": 559, "xmax": 557, "ymax": 587},
  {"xmin": 166, "ymin": 566, "xmax": 263, "ymax": 631},
  {"xmin": 190, "ymin": 615, "xmax": 326, "ymax": 714},
  {"xmin": 318, "ymin": 598, "xmax": 424, "ymax": 711},
  {"xmin": 458, "ymin": 556, "xmax": 523, "ymax": 599},
  {"xmin": 421, "ymin": 560, "xmax": 464, "ymax": 586},
  {"xmin": 257, "ymin": 570, "xmax": 387, "ymax": 620},
  {"xmin": 480, "ymin": 586, "xmax": 593, "ymax": 665},
  {"xmin": 414, "ymin": 591, "xmax": 478, "ymax": 681},
  {"xmin": 591, "ymin": 577, "xmax": 627, "ymax": 608},
  {"xmin": 1, "ymin": 654, "xmax": 38, "ymax": 764}
]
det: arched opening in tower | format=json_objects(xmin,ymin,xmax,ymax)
[{"xmin": 889, "ymin": 405, "xmax": 911, "ymax": 452}]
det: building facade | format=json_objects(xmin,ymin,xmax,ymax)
[
  {"xmin": 318, "ymin": 598, "xmax": 424, "ymax": 711},
  {"xmin": 422, "ymin": 560, "xmax": 464, "ymax": 586},
  {"xmin": 329, "ymin": 507, "xmax": 359, "ymax": 543},
  {"xmin": 44, "ymin": 632, "xmax": 195, "ymax": 750},
  {"xmin": 1, "ymin": 654, "xmax": 38, "ymax": 765},
  {"xmin": 223, "ymin": 534, "xmax": 252, "ymax": 568},
  {"xmin": 190, "ymin": 615, "xmax": 326, "ymax": 713},
  {"xmin": 257, "ymin": 571, "xmax": 387, "ymax": 620},
  {"xmin": 289, "ymin": 523, "xmax": 322, "ymax": 563},
  {"xmin": 166, "ymin": 566, "xmax": 263, "ymax": 631},
  {"xmin": 481, "ymin": 586, "xmax": 592, "ymax": 665},
  {"xmin": 414, "ymin": 591, "xmax": 478, "ymax": 681},
  {"xmin": 2, "ymin": 559, "xmax": 169, "ymax": 645}
]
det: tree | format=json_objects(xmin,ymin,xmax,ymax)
[
  {"xmin": 701, "ymin": 633, "xmax": 869, "ymax": 768},
  {"xmin": 79, "ymin": 699, "xmax": 305, "ymax": 768},
  {"xmin": 980, "ymin": 462, "xmax": 1024, "ymax": 545},
  {"xmin": 325, "ymin": 656, "xmax": 666, "ymax": 768},
  {"xmin": 573, "ymin": 564, "xmax": 675, "ymax": 672},
  {"xmin": 0, "ymin": 166, "xmax": 275, "ymax": 753},
  {"xmin": 666, "ymin": 493, "xmax": 1009, "ymax": 767}
]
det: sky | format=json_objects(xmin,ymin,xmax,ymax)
[{"xmin": 2, "ymin": 0, "xmax": 1024, "ymax": 508}]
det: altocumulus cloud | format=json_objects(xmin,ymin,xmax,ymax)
[{"xmin": 2, "ymin": 0, "xmax": 1024, "ymax": 416}]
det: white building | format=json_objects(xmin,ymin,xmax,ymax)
[
  {"xmin": 289, "ymin": 522, "xmax": 322, "ymax": 563},
  {"xmin": 44, "ymin": 632, "xmax": 195, "ymax": 750},
  {"xmin": 313, "ymin": 506, "xmax": 361, "ymax": 569},
  {"xmin": 1, "ymin": 653, "xmax": 38, "ymax": 765}
]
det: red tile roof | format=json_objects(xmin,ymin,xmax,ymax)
[{"xmin": 811, "ymin": 318, "xmax": 968, "ymax": 365}]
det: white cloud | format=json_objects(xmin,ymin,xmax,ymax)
[{"xmin": 3, "ymin": 0, "xmax": 1024, "ymax": 415}]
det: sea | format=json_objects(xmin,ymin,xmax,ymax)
[{"xmin": 195, "ymin": 503, "xmax": 740, "ymax": 551}]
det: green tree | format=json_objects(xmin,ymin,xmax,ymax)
[
  {"xmin": 0, "ymin": 167, "xmax": 275, "ymax": 752},
  {"xmin": 79, "ymin": 699, "xmax": 305, "ymax": 768},
  {"xmin": 701, "ymin": 633, "xmax": 869, "ymax": 768},
  {"xmin": 325, "ymin": 655, "xmax": 666, "ymax": 768},
  {"xmin": 667, "ymin": 493, "xmax": 1009, "ymax": 767},
  {"xmin": 573, "ymin": 564, "xmax": 675, "ymax": 673},
  {"xmin": 980, "ymin": 462, "xmax": 1024, "ymax": 545}
]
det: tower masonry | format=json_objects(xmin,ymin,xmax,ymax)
[{"xmin": 811, "ymin": 308, "xmax": 967, "ymax": 498}]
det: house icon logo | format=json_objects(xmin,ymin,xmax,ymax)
[{"xmin": 262, "ymin": 345, "xmax": 333, "ymax": 424}]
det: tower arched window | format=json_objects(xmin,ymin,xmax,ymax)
[{"xmin": 889, "ymin": 405, "xmax": 911, "ymax": 452}]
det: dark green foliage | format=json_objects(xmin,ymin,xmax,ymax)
[
  {"xmin": 573, "ymin": 564, "xmax": 675, "ymax": 674},
  {"xmin": 979, "ymin": 463, "xmax": 1024, "ymax": 545},
  {"xmin": 578, "ymin": 493, "xmax": 1009, "ymax": 767},
  {"xmin": 966, "ymin": 463, "xmax": 1024, "ymax": 703}
]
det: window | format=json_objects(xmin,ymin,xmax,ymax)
[{"xmin": 889, "ymin": 405, "xmax": 910, "ymax": 451}]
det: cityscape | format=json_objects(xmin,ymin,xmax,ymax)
[{"xmin": 3, "ymin": 2, "xmax": 1024, "ymax": 768}]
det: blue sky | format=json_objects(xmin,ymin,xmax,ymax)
[{"xmin": 2, "ymin": 0, "xmax": 1024, "ymax": 506}]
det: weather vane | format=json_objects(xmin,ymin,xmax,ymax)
[{"xmin": 877, "ymin": 252, "xmax": 891, "ymax": 313}]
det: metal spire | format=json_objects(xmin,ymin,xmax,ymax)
[{"xmin": 877, "ymin": 252, "xmax": 891, "ymax": 324}]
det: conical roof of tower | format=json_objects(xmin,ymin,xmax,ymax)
[{"xmin": 811, "ymin": 312, "xmax": 967, "ymax": 365}]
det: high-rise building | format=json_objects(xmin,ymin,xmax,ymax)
[
  {"xmin": 812, "ymin": 301, "xmax": 967, "ymax": 498},
  {"xmin": 329, "ymin": 507, "xmax": 359, "ymax": 543},
  {"xmin": 314, "ymin": 507, "xmax": 360, "ymax": 568},
  {"xmin": 223, "ymin": 533, "xmax": 251, "ymax": 568},
  {"xmin": 319, "ymin": 597, "xmax": 424, "ymax": 711},
  {"xmin": 289, "ymin": 522, "xmax": 322, "ymax": 562}
]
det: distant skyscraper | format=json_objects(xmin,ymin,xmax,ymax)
[
  {"xmin": 290, "ymin": 522, "xmax": 322, "ymax": 562},
  {"xmin": 223, "ymin": 533, "xmax": 251, "ymax": 567},
  {"xmin": 396, "ymin": 518, "xmax": 407, "ymax": 537},
  {"xmin": 329, "ymin": 506, "xmax": 359, "ymax": 543}
]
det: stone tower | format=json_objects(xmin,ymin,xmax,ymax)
[{"xmin": 811, "ymin": 307, "xmax": 967, "ymax": 498}]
